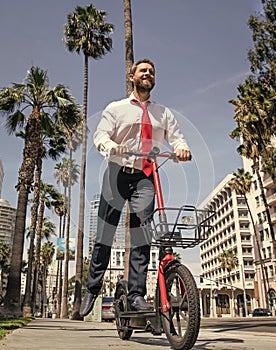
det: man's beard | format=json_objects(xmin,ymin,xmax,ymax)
[{"xmin": 135, "ymin": 78, "xmax": 155, "ymax": 92}]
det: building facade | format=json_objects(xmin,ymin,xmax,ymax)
[{"xmin": 199, "ymin": 175, "xmax": 257, "ymax": 317}]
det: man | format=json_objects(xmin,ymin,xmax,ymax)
[{"xmin": 80, "ymin": 58, "xmax": 190, "ymax": 317}]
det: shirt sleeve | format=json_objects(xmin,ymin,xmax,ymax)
[
  {"xmin": 164, "ymin": 107, "xmax": 189, "ymax": 151},
  {"xmin": 94, "ymin": 107, "xmax": 118, "ymax": 157}
]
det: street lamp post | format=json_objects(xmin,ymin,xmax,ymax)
[
  {"xmin": 210, "ymin": 282, "xmax": 214, "ymax": 318},
  {"xmin": 240, "ymin": 264, "xmax": 248, "ymax": 317}
]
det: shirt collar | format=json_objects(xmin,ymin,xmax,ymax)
[{"xmin": 129, "ymin": 92, "xmax": 152, "ymax": 104}]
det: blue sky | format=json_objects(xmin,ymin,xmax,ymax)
[{"xmin": 0, "ymin": 0, "xmax": 262, "ymax": 273}]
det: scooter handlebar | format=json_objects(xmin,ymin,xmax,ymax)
[{"xmin": 110, "ymin": 147, "xmax": 192, "ymax": 161}]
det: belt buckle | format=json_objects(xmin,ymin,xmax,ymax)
[{"xmin": 123, "ymin": 166, "xmax": 134, "ymax": 174}]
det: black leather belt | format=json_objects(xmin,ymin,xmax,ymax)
[{"xmin": 121, "ymin": 166, "xmax": 143, "ymax": 174}]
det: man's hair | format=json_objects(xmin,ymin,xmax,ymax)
[{"xmin": 130, "ymin": 58, "xmax": 155, "ymax": 75}]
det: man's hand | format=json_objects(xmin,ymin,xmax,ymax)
[
  {"xmin": 175, "ymin": 149, "xmax": 191, "ymax": 161},
  {"xmin": 111, "ymin": 144, "xmax": 129, "ymax": 155}
]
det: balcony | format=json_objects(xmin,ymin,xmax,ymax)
[
  {"xmin": 263, "ymin": 175, "xmax": 274, "ymax": 189},
  {"xmin": 267, "ymin": 192, "xmax": 276, "ymax": 206},
  {"xmin": 271, "ymin": 212, "xmax": 276, "ymax": 223}
]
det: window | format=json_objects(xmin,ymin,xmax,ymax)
[
  {"xmin": 267, "ymin": 247, "xmax": 272, "ymax": 259},
  {"xmin": 116, "ymin": 252, "xmax": 121, "ymax": 266},
  {"xmin": 255, "ymin": 196, "xmax": 260, "ymax": 207}
]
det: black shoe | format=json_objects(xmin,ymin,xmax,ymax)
[
  {"xmin": 80, "ymin": 291, "xmax": 97, "ymax": 317},
  {"xmin": 130, "ymin": 296, "xmax": 154, "ymax": 311}
]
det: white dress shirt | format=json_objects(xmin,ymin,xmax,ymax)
[{"xmin": 94, "ymin": 92, "xmax": 189, "ymax": 169}]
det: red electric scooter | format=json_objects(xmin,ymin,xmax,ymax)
[{"xmin": 114, "ymin": 147, "xmax": 214, "ymax": 350}]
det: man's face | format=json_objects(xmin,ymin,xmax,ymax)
[{"xmin": 130, "ymin": 62, "xmax": 155, "ymax": 92}]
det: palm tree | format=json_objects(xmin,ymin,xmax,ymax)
[
  {"xmin": 40, "ymin": 241, "xmax": 55, "ymax": 318},
  {"xmin": 229, "ymin": 0, "xmax": 275, "ymax": 241},
  {"xmin": 123, "ymin": 0, "xmax": 134, "ymax": 281},
  {"xmin": 64, "ymin": 4, "xmax": 114, "ymax": 319},
  {"xmin": 218, "ymin": 249, "xmax": 238, "ymax": 317},
  {"xmin": 31, "ymin": 182, "xmax": 62, "ymax": 313},
  {"xmin": 0, "ymin": 66, "xmax": 80, "ymax": 316},
  {"xmin": 230, "ymin": 79, "xmax": 275, "ymax": 241},
  {"xmin": 23, "ymin": 130, "xmax": 70, "ymax": 316},
  {"xmin": 55, "ymin": 157, "xmax": 79, "ymax": 318},
  {"xmin": 230, "ymin": 168, "xmax": 269, "ymax": 309}
]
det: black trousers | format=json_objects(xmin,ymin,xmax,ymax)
[{"xmin": 87, "ymin": 162, "xmax": 155, "ymax": 301}]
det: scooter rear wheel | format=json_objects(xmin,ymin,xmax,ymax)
[
  {"xmin": 114, "ymin": 284, "xmax": 133, "ymax": 340},
  {"xmin": 158, "ymin": 263, "xmax": 200, "ymax": 350}
]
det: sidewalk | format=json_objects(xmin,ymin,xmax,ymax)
[{"xmin": 1, "ymin": 317, "xmax": 276, "ymax": 350}]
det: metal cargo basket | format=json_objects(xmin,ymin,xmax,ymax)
[{"xmin": 141, "ymin": 205, "xmax": 215, "ymax": 248}]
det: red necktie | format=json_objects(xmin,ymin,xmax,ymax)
[{"xmin": 140, "ymin": 102, "xmax": 153, "ymax": 176}]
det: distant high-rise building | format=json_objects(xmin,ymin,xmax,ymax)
[
  {"xmin": 0, "ymin": 198, "xmax": 16, "ymax": 293},
  {"xmin": 88, "ymin": 194, "xmax": 127, "ymax": 256},
  {"xmin": 0, "ymin": 160, "xmax": 4, "ymax": 198},
  {"xmin": 0, "ymin": 198, "xmax": 16, "ymax": 246}
]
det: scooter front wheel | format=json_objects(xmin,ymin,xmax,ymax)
[{"xmin": 157, "ymin": 263, "xmax": 200, "ymax": 350}]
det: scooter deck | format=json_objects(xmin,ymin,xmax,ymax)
[{"xmin": 120, "ymin": 310, "xmax": 156, "ymax": 318}]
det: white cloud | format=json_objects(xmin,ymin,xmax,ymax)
[{"xmin": 193, "ymin": 71, "xmax": 251, "ymax": 95}]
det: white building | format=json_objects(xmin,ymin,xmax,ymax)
[{"xmin": 199, "ymin": 174, "xmax": 257, "ymax": 317}]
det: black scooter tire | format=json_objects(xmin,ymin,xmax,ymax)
[
  {"xmin": 114, "ymin": 283, "xmax": 133, "ymax": 340},
  {"xmin": 157, "ymin": 263, "xmax": 200, "ymax": 350}
]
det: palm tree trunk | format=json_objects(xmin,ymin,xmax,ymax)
[
  {"xmin": 42, "ymin": 269, "xmax": 47, "ymax": 318},
  {"xmin": 4, "ymin": 110, "xmax": 41, "ymax": 316},
  {"xmin": 23, "ymin": 157, "xmax": 42, "ymax": 316},
  {"xmin": 124, "ymin": 0, "xmax": 134, "ymax": 97},
  {"xmin": 72, "ymin": 54, "xmax": 88, "ymax": 320},
  {"xmin": 56, "ymin": 256, "xmax": 63, "ymax": 318},
  {"xmin": 123, "ymin": 0, "xmax": 134, "ymax": 281},
  {"xmin": 61, "ymin": 150, "xmax": 73, "ymax": 319},
  {"xmin": 31, "ymin": 201, "xmax": 45, "ymax": 313}
]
